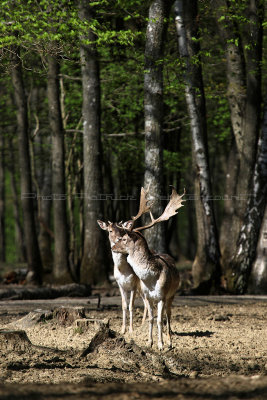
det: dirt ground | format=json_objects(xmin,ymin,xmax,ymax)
[{"xmin": 0, "ymin": 294, "xmax": 267, "ymax": 399}]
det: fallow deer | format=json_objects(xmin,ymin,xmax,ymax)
[
  {"xmin": 97, "ymin": 187, "xmax": 152, "ymax": 334},
  {"xmin": 112, "ymin": 188, "xmax": 185, "ymax": 350}
]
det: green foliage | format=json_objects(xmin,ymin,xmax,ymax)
[
  {"xmin": 163, "ymin": 150, "xmax": 182, "ymax": 174},
  {"xmin": 104, "ymin": 135, "xmax": 144, "ymax": 194},
  {"xmin": 0, "ymin": 0, "xmax": 145, "ymax": 63},
  {"xmin": 73, "ymin": 326, "xmax": 84, "ymax": 335},
  {"xmin": 60, "ymin": 59, "xmax": 83, "ymax": 130},
  {"xmin": 101, "ymin": 50, "xmax": 144, "ymax": 135},
  {"xmin": 211, "ymin": 97, "xmax": 231, "ymax": 142}
]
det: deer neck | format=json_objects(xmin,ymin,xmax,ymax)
[
  {"xmin": 112, "ymin": 251, "xmax": 127, "ymax": 266},
  {"xmin": 127, "ymin": 240, "xmax": 152, "ymax": 271},
  {"xmin": 127, "ymin": 247, "xmax": 159, "ymax": 285}
]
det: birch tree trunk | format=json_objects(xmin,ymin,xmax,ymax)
[
  {"xmin": 174, "ymin": 0, "xmax": 221, "ymax": 292},
  {"xmin": 47, "ymin": 55, "xmax": 71, "ymax": 282},
  {"xmin": 10, "ymin": 49, "xmax": 42, "ymax": 284},
  {"xmin": 248, "ymin": 204, "xmax": 267, "ymax": 293},
  {"xmin": 227, "ymin": 95, "xmax": 267, "ymax": 293},
  {"xmin": 79, "ymin": 1, "xmax": 108, "ymax": 285},
  {"xmin": 215, "ymin": 0, "xmax": 263, "ymax": 278},
  {"xmin": 143, "ymin": 0, "xmax": 171, "ymax": 253}
]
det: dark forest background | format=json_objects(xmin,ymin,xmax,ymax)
[{"xmin": 0, "ymin": 0, "xmax": 266, "ymax": 294}]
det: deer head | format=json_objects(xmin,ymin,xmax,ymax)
[
  {"xmin": 112, "ymin": 231, "xmax": 144, "ymax": 255},
  {"xmin": 97, "ymin": 220, "xmax": 125, "ymax": 246}
]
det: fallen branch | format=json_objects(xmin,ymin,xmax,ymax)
[{"xmin": 0, "ymin": 283, "xmax": 91, "ymax": 300}]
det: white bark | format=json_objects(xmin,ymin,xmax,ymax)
[
  {"xmin": 248, "ymin": 205, "xmax": 267, "ymax": 293},
  {"xmin": 174, "ymin": 0, "xmax": 220, "ymax": 290},
  {"xmin": 230, "ymin": 96, "xmax": 267, "ymax": 293}
]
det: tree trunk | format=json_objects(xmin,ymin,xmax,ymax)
[
  {"xmin": 227, "ymin": 95, "xmax": 267, "ymax": 293},
  {"xmin": 7, "ymin": 136, "xmax": 26, "ymax": 263},
  {"xmin": 248, "ymin": 204, "xmax": 267, "ymax": 294},
  {"xmin": 0, "ymin": 129, "xmax": 5, "ymax": 262},
  {"xmin": 143, "ymin": 0, "xmax": 171, "ymax": 253},
  {"xmin": 215, "ymin": 0, "xmax": 263, "ymax": 277},
  {"xmin": 79, "ymin": 1, "xmax": 108, "ymax": 285},
  {"xmin": 63, "ymin": 98, "xmax": 82, "ymax": 281},
  {"xmin": 219, "ymin": 138, "xmax": 240, "ymax": 273},
  {"xmin": 38, "ymin": 162, "xmax": 53, "ymax": 273},
  {"xmin": 174, "ymin": 0, "xmax": 221, "ymax": 292},
  {"xmin": 10, "ymin": 49, "xmax": 42, "ymax": 284},
  {"xmin": 34, "ymin": 133, "xmax": 53, "ymax": 273},
  {"xmin": 47, "ymin": 55, "xmax": 71, "ymax": 282},
  {"xmin": 29, "ymin": 86, "xmax": 53, "ymax": 273}
]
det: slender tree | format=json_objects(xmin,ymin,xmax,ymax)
[
  {"xmin": 29, "ymin": 86, "xmax": 53, "ymax": 272},
  {"xmin": 7, "ymin": 135, "xmax": 26, "ymax": 262},
  {"xmin": 174, "ymin": 0, "xmax": 221, "ymax": 292},
  {"xmin": 143, "ymin": 0, "xmax": 171, "ymax": 253},
  {"xmin": 10, "ymin": 48, "xmax": 42, "ymax": 284},
  {"xmin": 79, "ymin": 1, "xmax": 108, "ymax": 284},
  {"xmin": 0, "ymin": 129, "xmax": 5, "ymax": 262},
  {"xmin": 248, "ymin": 204, "xmax": 267, "ymax": 293},
  {"xmin": 228, "ymin": 95, "xmax": 267, "ymax": 293},
  {"xmin": 215, "ymin": 0, "xmax": 264, "ymax": 278},
  {"xmin": 34, "ymin": 133, "xmax": 53, "ymax": 273},
  {"xmin": 47, "ymin": 54, "xmax": 71, "ymax": 282}
]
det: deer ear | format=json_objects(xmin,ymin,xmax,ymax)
[
  {"xmin": 122, "ymin": 220, "xmax": 134, "ymax": 231},
  {"xmin": 97, "ymin": 220, "xmax": 108, "ymax": 230}
]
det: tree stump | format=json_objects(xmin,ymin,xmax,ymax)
[
  {"xmin": 0, "ymin": 330, "xmax": 32, "ymax": 352},
  {"xmin": 74, "ymin": 318, "xmax": 109, "ymax": 330},
  {"xmin": 53, "ymin": 306, "xmax": 86, "ymax": 325}
]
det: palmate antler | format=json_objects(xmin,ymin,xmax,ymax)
[
  {"xmin": 134, "ymin": 187, "xmax": 185, "ymax": 232},
  {"xmin": 131, "ymin": 186, "xmax": 153, "ymax": 222},
  {"xmin": 116, "ymin": 186, "xmax": 152, "ymax": 230}
]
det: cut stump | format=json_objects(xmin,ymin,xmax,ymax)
[
  {"xmin": 74, "ymin": 318, "xmax": 109, "ymax": 330},
  {"xmin": 53, "ymin": 306, "xmax": 86, "ymax": 325},
  {"xmin": 0, "ymin": 330, "xmax": 32, "ymax": 352}
]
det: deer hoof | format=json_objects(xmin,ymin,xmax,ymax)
[{"xmin": 158, "ymin": 342, "xmax": 163, "ymax": 351}]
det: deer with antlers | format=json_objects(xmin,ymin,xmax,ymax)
[
  {"xmin": 97, "ymin": 187, "xmax": 152, "ymax": 334},
  {"xmin": 112, "ymin": 187, "xmax": 185, "ymax": 350}
]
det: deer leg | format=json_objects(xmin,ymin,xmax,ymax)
[
  {"xmin": 141, "ymin": 294, "xmax": 148, "ymax": 326},
  {"xmin": 157, "ymin": 300, "xmax": 165, "ymax": 350},
  {"xmin": 119, "ymin": 285, "xmax": 127, "ymax": 334},
  {"xmin": 146, "ymin": 299, "xmax": 154, "ymax": 347},
  {"xmin": 166, "ymin": 296, "xmax": 174, "ymax": 349},
  {"xmin": 128, "ymin": 289, "xmax": 136, "ymax": 335}
]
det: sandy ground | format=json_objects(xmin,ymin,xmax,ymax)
[{"xmin": 0, "ymin": 295, "xmax": 267, "ymax": 399}]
